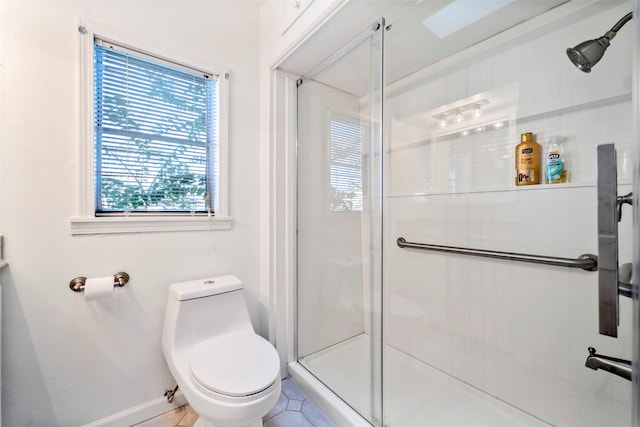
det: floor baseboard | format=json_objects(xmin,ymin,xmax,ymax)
[{"xmin": 83, "ymin": 391, "xmax": 188, "ymax": 427}]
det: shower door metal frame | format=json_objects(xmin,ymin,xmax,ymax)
[{"xmin": 632, "ymin": 1, "xmax": 640, "ymax": 425}]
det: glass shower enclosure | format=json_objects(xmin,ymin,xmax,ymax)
[{"xmin": 295, "ymin": 1, "xmax": 636, "ymax": 426}]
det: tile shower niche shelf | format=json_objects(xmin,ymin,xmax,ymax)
[{"xmin": 395, "ymin": 182, "xmax": 600, "ymax": 199}]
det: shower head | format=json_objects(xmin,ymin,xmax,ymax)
[
  {"xmin": 566, "ymin": 12, "xmax": 632, "ymax": 73},
  {"xmin": 566, "ymin": 36, "xmax": 611, "ymax": 73}
]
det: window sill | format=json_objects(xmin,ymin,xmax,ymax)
[{"xmin": 69, "ymin": 216, "xmax": 232, "ymax": 235}]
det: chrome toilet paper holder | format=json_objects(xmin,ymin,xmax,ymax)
[{"xmin": 69, "ymin": 272, "xmax": 130, "ymax": 292}]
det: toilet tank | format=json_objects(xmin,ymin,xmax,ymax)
[
  {"xmin": 162, "ymin": 275, "xmax": 255, "ymax": 354},
  {"xmin": 169, "ymin": 275, "xmax": 243, "ymax": 300}
]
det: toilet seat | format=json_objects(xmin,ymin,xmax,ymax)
[{"xmin": 189, "ymin": 331, "xmax": 280, "ymax": 397}]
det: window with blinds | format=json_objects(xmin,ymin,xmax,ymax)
[
  {"xmin": 93, "ymin": 38, "xmax": 218, "ymax": 214},
  {"xmin": 329, "ymin": 116, "xmax": 364, "ymax": 212}
]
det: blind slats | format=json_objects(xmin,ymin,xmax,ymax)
[
  {"xmin": 329, "ymin": 117, "xmax": 364, "ymax": 212},
  {"xmin": 94, "ymin": 39, "xmax": 218, "ymax": 213}
]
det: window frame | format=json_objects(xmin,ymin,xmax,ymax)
[{"xmin": 71, "ymin": 23, "xmax": 231, "ymax": 234}]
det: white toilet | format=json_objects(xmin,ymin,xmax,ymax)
[{"xmin": 161, "ymin": 275, "xmax": 281, "ymax": 427}]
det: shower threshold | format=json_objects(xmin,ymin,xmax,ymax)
[{"xmin": 295, "ymin": 334, "xmax": 550, "ymax": 427}]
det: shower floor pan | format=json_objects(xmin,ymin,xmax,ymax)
[{"xmin": 298, "ymin": 334, "xmax": 550, "ymax": 427}]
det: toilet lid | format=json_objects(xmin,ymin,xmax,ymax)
[{"xmin": 189, "ymin": 331, "xmax": 280, "ymax": 397}]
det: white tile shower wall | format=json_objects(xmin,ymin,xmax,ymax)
[
  {"xmin": 384, "ymin": 2, "xmax": 633, "ymax": 426},
  {"xmin": 389, "ymin": 98, "xmax": 632, "ymax": 197},
  {"xmin": 400, "ymin": 3, "xmax": 632, "ymax": 123},
  {"xmin": 385, "ymin": 2, "xmax": 633, "ymax": 193},
  {"xmin": 386, "ymin": 188, "xmax": 632, "ymax": 427}
]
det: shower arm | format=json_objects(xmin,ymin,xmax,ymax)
[
  {"xmin": 601, "ymin": 12, "xmax": 632, "ymax": 43},
  {"xmin": 610, "ymin": 12, "xmax": 633, "ymax": 36}
]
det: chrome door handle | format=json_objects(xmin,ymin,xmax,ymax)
[{"xmin": 597, "ymin": 143, "xmax": 620, "ymax": 337}]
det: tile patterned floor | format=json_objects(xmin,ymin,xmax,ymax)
[
  {"xmin": 132, "ymin": 378, "xmax": 335, "ymax": 427},
  {"xmin": 264, "ymin": 378, "xmax": 335, "ymax": 427},
  {"xmin": 132, "ymin": 404, "xmax": 198, "ymax": 427}
]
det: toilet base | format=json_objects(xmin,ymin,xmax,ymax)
[{"xmin": 193, "ymin": 416, "xmax": 263, "ymax": 427}]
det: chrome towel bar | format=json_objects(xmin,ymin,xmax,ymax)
[{"xmin": 397, "ymin": 237, "xmax": 598, "ymax": 271}]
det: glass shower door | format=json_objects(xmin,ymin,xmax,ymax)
[
  {"xmin": 383, "ymin": 1, "xmax": 635, "ymax": 427},
  {"xmin": 296, "ymin": 20, "xmax": 384, "ymax": 426}
]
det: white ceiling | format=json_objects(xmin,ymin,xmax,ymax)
[{"xmin": 309, "ymin": 0, "xmax": 570, "ymax": 97}]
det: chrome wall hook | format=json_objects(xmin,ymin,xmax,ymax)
[{"xmin": 69, "ymin": 272, "xmax": 130, "ymax": 292}]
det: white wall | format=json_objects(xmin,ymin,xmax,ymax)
[
  {"xmin": 258, "ymin": 0, "xmax": 346, "ymax": 372},
  {"xmin": 0, "ymin": 1, "xmax": 261, "ymax": 425},
  {"xmin": 259, "ymin": 0, "xmax": 342, "ymax": 69}
]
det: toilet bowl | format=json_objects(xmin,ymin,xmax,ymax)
[{"xmin": 161, "ymin": 275, "xmax": 281, "ymax": 427}]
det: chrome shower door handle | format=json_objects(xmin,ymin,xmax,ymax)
[{"xmin": 597, "ymin": 143, "xmax": 620, "ymax": 337}]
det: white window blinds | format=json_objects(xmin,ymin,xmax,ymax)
[
  {"xmin": 93, "ymin": 39, "xmax": 218, "ymax": 214},
  {"xmin": 329, "ymin": 117, "xmax": 364, "ymax": 212}
]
